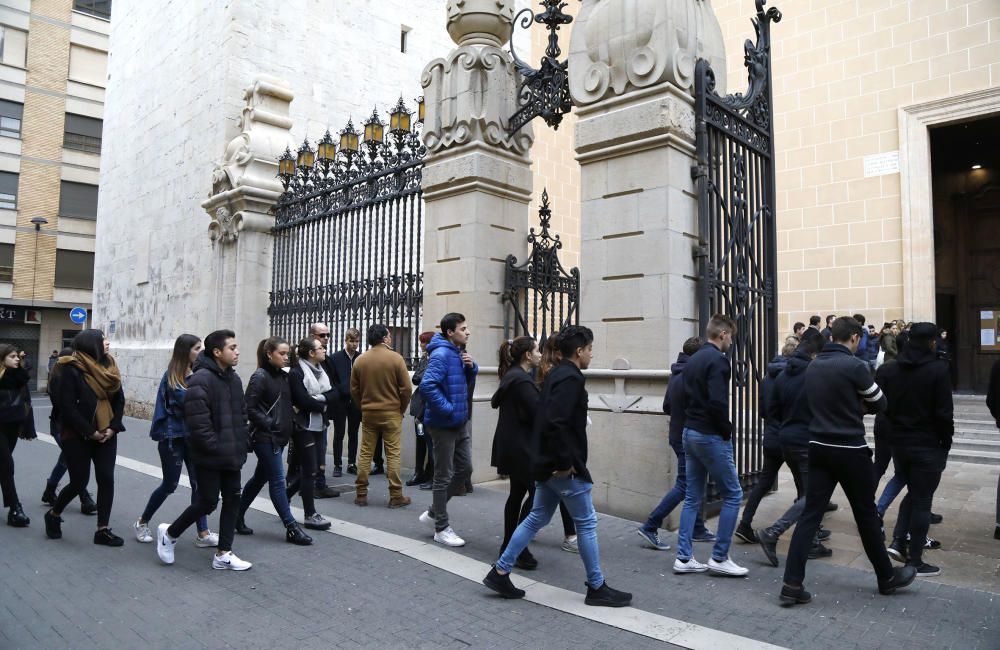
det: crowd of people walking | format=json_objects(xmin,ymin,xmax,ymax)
[{"xmin": 1, "ymin": 307, "xmax": 998, "ymax": 607}]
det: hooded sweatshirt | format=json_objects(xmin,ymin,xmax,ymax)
[
  {"xmin": 420, "ymin": 333, "xmax": 478, "ymax": 429},
  {"xmin": 769, "ymin": 350, "xmax": 813, "ymax": 448},
  {"xmin": 875, "ymin": 344, "xmax": 954, "ymax": 450},
  {"xmin": 662, "ymin": 352, "xmax": 691, "ymax": 447},
  {"xmin": 683, "ymin": 342, "xmax": 733, "ymax": 440},
  {"xmin": 760, "ymin": 354, "xmax": 789, "ymax": 451},
  {"xmin": 490, "ymin": 366, "xmax": 540, "ymax": 477},
  {"xmin": 184, "ymin": 351, "xmax": 250, "ymax": 471}
]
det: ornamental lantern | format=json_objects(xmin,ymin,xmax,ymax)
[
  {"xmin": 389, "ymin": 96, "xmax": 411, "ymax": 134},
  {"xmin": 277, "ymin": 147, "xmax": 295, "ymax": 187},
  {"xmin": 296, "ymin": 138, "xmax": 314, "ymax": 168},
  {"xmin": 316, "ymin": 130, "xmax": 336, "ymax": 164},
  {"xmin": 339, "ymin": 119, "xmax": 359, "ymax": 153},
  {"xmin": 363, "ymin": 108, "xmax": 384, "ymax": 144}
]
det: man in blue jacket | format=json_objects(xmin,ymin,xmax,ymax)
[{"xmin": 418, "ymin": 313, "xmax": 478, "ymax": 547}]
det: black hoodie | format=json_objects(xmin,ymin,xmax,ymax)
[
  {"xmin": 683, "ymin": 343, "xmax": 733, "ymax": 440},
  {"xmin": 533, "ymin": 360, "xmax": 591, "ymax": 483},
  {"xmin": 490, "ymin": 366, "xmax": 540, "ymax": 477},
  {"xmin": 759, "ymin": 354, "xmax": 789, "ymax": 451},
  {"xmin": 875, "ymin": 344, "xmax": 953, "ymax": 450},
  {"xmin": 663, "ymin": 352, "xmax": 691, "ymax": 446},
  {"xmin": 769, "ymin": 350, "xmax": 813, "ymax": 448},
  {"xmin": 184, "ymin": 351, "xmax": 250, "ymax": 471},
  {"xmin": 987, "ymin": 359, "xmax": 1000, "ymax": 428}
]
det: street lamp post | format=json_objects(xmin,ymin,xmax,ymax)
[{"xmin": 29, "ymin": 216, "xmax": 48, "ymax": 308}]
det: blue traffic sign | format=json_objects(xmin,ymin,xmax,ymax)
[{"xmin": 70, "ymin": 307, "xmax": 87, "ymax": 325}]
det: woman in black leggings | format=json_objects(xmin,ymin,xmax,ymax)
[
  {"xmin": 0, "ymin": 343, "xmax": 36, "ymax": 527},
  {"xmin": 45, "ymin": 330, "xmax": 125, "ymax": 546}
]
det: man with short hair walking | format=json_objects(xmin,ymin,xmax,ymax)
[
  {"xmin": 673, "ymin": 314, "xmax": 747, "ymax": 577},
  {"xmin": 321, "ymin": 326, "xmax": 366, "ymax": 478},
  {"xmin": 350, "ymin": 324, "xmax": 412, "ymax": 508},
  {"xmin": 780, "ymin": 317, "xmax": 915, "ymax": 605},
  {"xmin": 418, "ymin": 313, "xmax": 477, "ymax": 547}
]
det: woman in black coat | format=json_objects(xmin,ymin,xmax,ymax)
[
  {"xmin": 0, "ymin": 343, "xmax": 36, "ymax": 527},
  {"xmin": 491, "ymin": 336, "xmax": 543, "ymax": 568},
  {"xmin": 235, "ymin": 337, "xmax": 311, "ymax": 545},
  {"xmin": 45, "ymin": 329, "xmax": 126, "ymax": 546}
]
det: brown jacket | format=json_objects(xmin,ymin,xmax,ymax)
[{"xmin": 350, "ymin": 344, "xmax": 412, "ymax": 415}]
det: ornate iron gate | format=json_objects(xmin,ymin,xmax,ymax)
[
  {"xmin": 269, "ymin": 99, "xmax": 426, "ymax": 367},
  {"xmin": 693, "ymin": 0, "xmax": 781, "ymax": 489},
  {"xmin": 502, "ymin": 189, "xmax": 579, "ymax": 342}
]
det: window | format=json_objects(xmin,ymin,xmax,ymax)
[
  {"xmin": 401, "ymin": 26, "xmax": 410, "ymax": 53},
  {"xmin": 0, "ymin": 26, "xmax": 28, "ymax": 69},
  {"xmin": 0, "ymin": 243, "xmax": 12, "ymax": 282},
  {"xmin": 64, "ymin": 114, "xmax": 102, "ymax": 153},
  {"xmin": 0, "ymin": 100, "xmax": 21, "ymax": 139},
  {"xmin": 73, "ymin": 0, "xmax": 111, "ymax": 20},
  {"xmin": 54, "ymin": 250, "xmax": 94, "ymax": 290},
  {"xmin": 61, "ymin": 329, "xmax": 80, "ymax": 350},
  {"xmin": 68, "ymin": 45, "xmax": 108, "ymax": 87},
  {"xmin": 58, "ymin": 181, "xmax": 99, "ymax": 219},
  {"xmin": 0, "ymin": 171, "xmax": 17, "ymax": 210}
]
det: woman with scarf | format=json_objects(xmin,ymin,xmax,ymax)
[
  {"xmin": 287, "ymin": 336, "xmax": 335, "ymax": 531},
  {"xmin": 132, "ymin": 334, "xmax": 218, "ymax": 547},
  {"xmin": 0, "ymin": 343, "xmax": 36, "ymax": 527},
  {"xmin": 45, "ymin": 329, "xmax": 126, "ymax": 545}
]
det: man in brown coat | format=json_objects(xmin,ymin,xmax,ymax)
[{"xmin": 351, "ymin": 323, "xmax": 413, "ymax": 508}]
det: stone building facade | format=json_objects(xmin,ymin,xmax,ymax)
[{"xmin": 0, "ymin": 0, "xmax": 109, "ymax": 389}]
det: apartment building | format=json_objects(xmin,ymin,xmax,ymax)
[{"xmin": 0, "ymin": 0, "xmax": 108, "ymax": 388}]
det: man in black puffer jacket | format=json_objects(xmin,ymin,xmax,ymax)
[
  {"xmin": 876, "ymin": 322, "xmax": 953, "ymax": 577},
  {"xmin": 157, "ymin": 330, "xmax": 252, "ymax": 572}
]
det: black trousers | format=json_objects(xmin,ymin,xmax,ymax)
[
  {"xmin": 784, "ymin": 443, "xmax": 893, "ymax": 587},
  {"xmin": 286, "ymin": 428, "xmax": 321, "ymax": 516},
  {"xmin": 0, "ymin": 429, "xmax": 20, "ymax": 508},
  {"xmin": 53, "ymin": 435, "xmax": 117, "ymax": 527},
  {"xmin": 890, "ymin": 444, "xmax": 946, "ymax": 565},
  {"xmin": 331, "ymin": 403, "xmax": 362, "ymax": 468},
  {"xmin": 168, "ymin": 466, "xmax": 241, "ymax": 552},
  {"xmin": 501, "ymin": 472, "xmax": 575, "ymax": 555},
  {"xmin": 413, "ymin": 424, "xmax": 433, "ymax": 479},
  {"xmin": 739, "ymin": 445, "xmax": 783, "ymax": 526},
  {"xmin": 873, "ymin": 435, "xmax": 892, "ymax": 483}
]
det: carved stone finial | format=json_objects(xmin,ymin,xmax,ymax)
[
  {"xmin": 568, "ymin": 0, "xmax": 727, "ymax": 106},
  {"xmin": 446, "ymin": 0, "xmax": 515, "ymax": 47}
]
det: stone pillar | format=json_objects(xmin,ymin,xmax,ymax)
[
  {"xmin": 201, "ymin": 76, "xmax": 294, "ymax": 352},
  {"xmin": 420, "ymin": 0, "xmax": 534, "ymax": 364},
  {"xmin": 568, "ymin": 0, "xmax": 727, "ymax": 369}
]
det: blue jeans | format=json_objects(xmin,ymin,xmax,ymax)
[
  {"xmin": 677, "ymin": 428, "xmax": 743, "ymax": 562},
  {"xmin": 239, "ymin": 441, "xmax": 295, "ymax": 526},
  {"xmin": 141, "ymin": 438, "xmax": 208, "ymax": 532},
  {"xmin": 876, "ymin": 474, "xmax": 905, "ymax": 517},
  {"xmin": 496, "ymin": 476, "xmax": 604, "ymax": 588},
  {"xmin": 642, "ymin": 440, "xmax": 708, "ymax": 535}
]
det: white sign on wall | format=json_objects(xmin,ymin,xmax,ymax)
[{"xmin": 864, "ymin": 151, "xmax": 900, "ymax": 177}]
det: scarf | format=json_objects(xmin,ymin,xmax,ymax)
[
  {"xmin": 59, "ymin": 352, "xmax": 122, "ymax": 431},
  {"xmin": 298, "ymin": 358, "xmax": 331, "ymax": 431}
]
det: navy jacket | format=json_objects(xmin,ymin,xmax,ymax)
[
  {"xmin": 759, "ymin": 354, "xmax": 789, "ymax": 451},
  {"xmin": 326, "ymin": 349, "xmax": 360, "ymax": 416},
  {"xmin": 683, "ymin": 342, "xmax": 733, "ymax": 440},
  {"xmin": 875, "ymin": 345, "xmax": 953, "ymax": 450},
  {"xmin": 533, "ymin": 360, "xmax": 591, "ymax": 483},
  {"xmin": 768, "ymin": 350, "xmax": 813, "ymax": 448},
  {"xmin": 150, "ymin": 372, "xmax": 190, "ymax": 441},
  {"xmin": 804, "ymin": 343, "xmax": 886, "ymax": 446},
  {"xmin": 420, "ymin": 333, "xmax": 478, "ymax": 429},
  {"xmin": 662, "ymin": 352, "xmax": 691, "ymax": 447}
]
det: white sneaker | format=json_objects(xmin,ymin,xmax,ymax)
[
  {"xmin": 419, "ymin": 510, "xmax": 435, "ymax": 529},
  {"xmin": 134, "ymin": 519, "xmax": 153, "ymax": 543},
  {"xmin": 433, "ymin": 526, "xmax": 465, "ymax": 547},
  {"xmin": 707, "ymin": 557, "xmax": 749, "ymax": 576},
  {"xmin": 561, "ymin": 535, "xmax": 579, "ymax": 553},
  {"xmin": 156, "ymin": 523, "xmax": 176, "ymax": 565},
  {"xmin": 673, "ymin": 557, "xmax": 709, "ymax": 574},
  {"xmin": 212, "ymin": 551, "xmax": 252, "ymax": 571},
  {"xmin": 194, "ymin": 530, "xmax": 219, "ymax": 547}
]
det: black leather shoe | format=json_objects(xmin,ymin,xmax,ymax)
[
  {"xmin": 80, "ymin": 490, "xmax": 98, "ymax": 516},
  {"xmin": 584, "ymin": 581, "xmax": 632, "ymax": 608},
  {"xmin": 808, "ymin": 543, "xmax": 832, "ymax": 559},
  {"xmin": 44, "ymin": 510, "xmax": 62, "ymax": 539},
  {"xmin": 879, "ymin": 565, "xmax": 917, "ymax": 595},
  {"xmin": 41, "ymin": 484, "xmax": 57, "ymax": 507},
  {"xmin": 735, "ymin": 522, "xmax": 758, "ymax": 544},
  {"xmin": 482, "ymin": 567, "xmax": 525, "ymax": 599},
  {"xmin": 887, "ymin": 538, "xmax": 908, "ymax": 563},
  {"xmin": 235, "ymin": 516, "xmax": 254, "ymax": 536},
  {"xmin": 370, "ymin": 465, "xmax": 385, "ymax": 476},
  {"xmin": 7, "ymin": 504, "xmax": 29, "ymax": 527},
  {"xmin": 780, "ymin": 584, "xmax": 812, "ymax": 605},
  {"xmin": 515, "ymin": 548, "xmax": 538, "ymax": 570},
  {"xmin": 346, "ymin": 464, "xmax": 358, "ymax": 475},
  {"xmin": 994, "ymin": 525, "xmax": 1000, "ymax": 540},
  {"xmin": 824, "ymin": 502, "xmax": 839, "ymax": 513},
  {"xmin": 757, "ymin": 529, "xmax": 779, "ymax": 567},
  {"xmin": 285, "ymin": 523, "xmax": 313, "ymax": 546},
  {"xmin": 332, "ymin": 466, "xmax": 343, "ymax": 478},
  {"xmin": 315, "ymin": 486, "xmax": 341, "ymax": 499},
  {"xmin": 929, "ymin": 512, "xmax": 943, "ymax": 525},
  {"xmin": 94, "ymin": 528, "xmax": 124, "ymax": 547},
  {"xmin": 405, "ymin": 475, "xmax": 424, "ymax": 487},
  {"xmin": 816, "ymin": 527, "xmax": 831, "ymax": 541}
]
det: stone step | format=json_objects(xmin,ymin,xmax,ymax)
[
  {"xmin": 946, "ymin": 449, "xmax": 1000, "ymax": 466},
  {"xmin": 864, "ymin": 434, "xmax": 1000, "ymax": 461}
]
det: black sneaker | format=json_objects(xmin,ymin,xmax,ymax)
[
  {"xmin": 584, "ymin": 581, "xmax": 632, "ymax": 608},
  {"xmin": 816, "ymin": 527, "xmax": 831, "ymax": 541},
  {"xmin": 80, "ymin": 490, "xmax": 98, "ymax": 516},
  {"xmin": 735, "ymin": 522, "xmax": 758, "ymax": 544},
  {"xmin": 808, "ymin": 543, "xmax": 832, "ymax": 559},
  {"xmin": 779, "ymin": 584, "xmax": 812, "ymax": 605},
  {"xmin": 887, "ymin": 538, "xmax": 908, "ymax": 563},
  {"xmin": 285, "ymin": 523, "xmax": 313, "ymax": 546},
  {"xmin": 923, "ymin": 537, "xmax": 941, "ymax": 550},
  {"xmin": 929, "ymin": 512, "xmax": 943, "ymax": 525},
  {"xmin": 909, "ymin": 562, "xmax": 940, "ymax": 577},
  {"xmin": 994, "ymin": 525, "xmax": 1000, "ymax": 540},
  {"xmin": 7, "ymin": 504, "xmax": 29, "ymax": 528},
  {"xmin": 483, "ymin": 566, "xmax": 525, "ymax": 599},
  {"xmin": 235, "ymin": 515, "xmax": 254, "ymax": 536},
  {"xmin": 41, "ymin": 483, "xmax": 57, "ymax": 506},
  {"xmin": 370, "ymin": 465, "xmax": 385, "ymax": 476},
  {"xmin": 44, "ymin": 510, "xmax": 62, "ymax": 539},
  {"xmin": 332, "ymin": 466, "xmax": 343, "ymax": 478},
  {"xmin": 315, "ymin": 486, "xmax": 341, "ymax": 499},
  {"xmin": 94, "ymin": 528, "xmax": 124, "ymax": 547},
  {"xmin": 346, "ymin": 464, "xmax": 358, "ymax": 475},
  {"xmin": 405, "ymin": 475, "xmax": 423, "ymax": 487},
  {"xmin": 878, "ymin": 565, "xmax": 917, "ymax": 595},
  {"xmin": 515, "ymin": 548, "xmax": 538, "ymax": 571},
  {"xmin": 824, "ymin": 502, "xmax": 839, "ymax": 512},
  {"xmin": 756, "ymin": 529, "xmax": 779, "ymax": 567}
]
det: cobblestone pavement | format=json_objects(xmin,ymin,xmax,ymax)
[{"xmin": 3, "ymin": 400, "xmax": 997, "ymax": 649}]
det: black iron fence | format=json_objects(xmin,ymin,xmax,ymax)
[{"xmin": 269, "ymin": 99, "xmax": 426, "ymax": 366}]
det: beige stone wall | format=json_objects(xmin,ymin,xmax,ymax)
[{"xmin": 711, "ymin": 0, "xmax": 1000, "ymax": 336}]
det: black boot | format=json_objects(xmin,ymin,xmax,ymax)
[
  {"xmin": 235, "ymin": 515, "xmax": 254, "ymax": 536},
  {"xmin": 79, "ymin": 490, "xmax": 97, "ymax": 516},
  {"xmin": 44, "ymin": 510, "xmax": 63, "ymax": 539},
  {"xmin": 779, "ymin": 583, "xmax": 812, "ymax": 605},
  {"xmin": 285, "ymin": 522, "xmax": 312, "ymax": 546},
  {"xmin": 584, "ymin": 581, "xmax": 632, "ymax": 608},
  {"xmin": 887, "ymin": 537, "xmax": 908, "ymax": 563},
  {"xmin": 41, "ymin": 483, "xmax": 57, "ymax": 506},
  {"xmin": 482, "ymin": 566, "xmax": 525, "ymax": 599},
  {"xmin": 878, "ymin": 565, "xmax": 917, "ymax": 595},
  {"xmin": 515, "ymin": 548, "xmax": 538, "ymax": 570},
  {"xmin": 7, "ymin": 503, "xmax": 29, "ymax": 527}
]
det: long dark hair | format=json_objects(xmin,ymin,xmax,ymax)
[
  {"xmin": 498, "ymin": 337, "xmax": 535, "ymax": 378},
  {"xmin": 167, "ymin": 334, "xmax": 201, "ymax": 390},
  {"xmin": 257, "ymin": 336, "xmax": 289, "ymax": 369},
  {"xmin": 72, "ymin": 329, "xmax": 107, "ymax": 365},
  {"xmin": 0, "ymin": 343, "xmax": 17, "ymax": 369},
  {"xmin": 537, "ymin": 335, "xmax": 561, "ymax": 385}
]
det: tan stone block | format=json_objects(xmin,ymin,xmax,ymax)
[
  {"xmin": 969, "ymin": 41, "xmax": 1000, "ymax": 70},
  {"xmin": 815, "ymin": 100, "xmax": 847, "ymax": 124},
  {"xmin": 787, "ymin": 146, "xmax": 817, "ymax": 169},
  {"xmin": 834, "ymin": 244, "xmax": 867, "ymax": 267},
  {"xmin": 789, "ymin": 269, "xmax": 819, "ymax": 291},
  {"xmin": 832, "ymin": 159, "xmax": 861, "ymax": 180},
  {"xmin": 848, "ymin": 177, "xmax": 883, "ymax": 202},
  {"xmin": 948, "ymin": 22, "xmax": 989, "ymax": 50},
  {"xmin": 815, "ymin": 140, "xmax": 849, "ymax": 165},
  {"xmin": 893, "ymin": 17, "xmax": 931, "ymax": 44},
  {"xmin": 968, "ymin": 0, "xmax": 1000, "ymax": 25},
  {"xmin": 835, "ymin": 288, "xmax": 868, "ymax": 311},
  {"xmin": 910, "ymin": 0, "xmax": 949, "ymax": 20},
  {"xmin": 810, "ymin": 247, "xmax": 835, "ymax": 268},
  {"xmin": 778, "ymin": 250, "xmax": 804, "ymax": 272},
  {"xmin": 796, "ymin": 47, "xmax": 829, "ymax": 72},
  {"xmin": 880, "ymin": 130, "xmax": 900, "ymax": 152},
  {"xmin": 866, "ymin": 285, "xmax": 904, "ymax": 312},
  {"xmin": 786, "ymin": 107, "xmax": 816, "ymax": 130},
  {"xmin": 859, "ymin": 32, "xmax": 890, "ymax": 57},
  {"xmin": 883, "ymin": 261, "xmax": 904, "ymax": 286},
  {"xmin": 816, "ymin": 182, "xmax": 848, "ymax": 206},
  {"xmin": 862, "ymin": 110, "xmax": 897, "ymax": 135},
  {"xmin": 802, "ymin": 125, "xmax": 833, "ymax": 148},
  {"xmin": 819, "ymin": 269, "xmax": 850, "ymax": 290},
  {"xmin": 802, "ymin": 289, "xmax": 833, "ymax": 313},
  {"xmin": 852, "ymin": 221, "xmax": 890, "ymax": 244},
  {"xmin": 788, "ymin": 227, "xmax": 819, "ymax": 250},
  {"xmin": 781, "ymin": 290, "xmax": 805, "ymax": 313},
  {"xmin": 803, "ymin": 164, "xmax": 833, "ymax": 187},
  {"xmin": 834, "ymin": 201, "xmax": 866, "ymax": 224},
  {"xmin": 780, "ymin": 208, "xmax": 804, "ymax": 231},
  {"xmin": 800, "ymin": 84, "xmax": 831, "ymax": 108},
  {"xmin": 877, "ymin": 84, "xmax": 914, "ymax": 112},
  {"xmin": 851, "ymin": 264, "xmax": 884, "ymax": 288},
  {"xmin": 931, "ymin": 50, "xmax": 971, "ymax": 77},
  {"xmin": 865, "ymin": 196, "xmax": 902, "ymax": 222},
  {"xmin": 909, "ymin": 34, "xmax": 950, "ymax": 61},
  {"xmin": 787, "ymin": 187, "xmax": 818, "ymax": 210},
  {"xmin": 882, "ymin": 217, "xmax": 903, "ymax": 240},
  {"xmin": 912, "ymin": 78, "xmax": 947, "ymax": 102},
  {"xmin": 876, "ymin": 3, "xmax": 910, "ymax": 30},
  {"xmin": 881, "ymin": 174, "xmax": 901, "ymax": 198},
  {"xmin": 819, "ymin": 223, "xmax": 850, "ymax": 246},
  {"xmin": 845, "ymin": 13, "xmax": 877, "ymax": 37},
  {"xmin": 951, "ymin": 65, "xmax": 991, "ymax": 93},
  {"xmin": 866, "ymin": 241, "xmax": 903, "ymax": 264},
  {"xmin": 876, "ymin": 44, "xmax": 910, "ymax": 70}
]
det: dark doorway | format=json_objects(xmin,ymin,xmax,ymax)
[{"xmin": 931, "ymin": 115, "xmax": 1000, "ymax": 393}]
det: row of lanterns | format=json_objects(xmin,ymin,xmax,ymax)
[{"xmin": 278, "ymin": 96, "xmax": 425, "ymax": 180}]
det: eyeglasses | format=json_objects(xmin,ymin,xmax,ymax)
[{"xmin": 316, "ymin": 333, "xmax": 330, "ymax": 339}]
